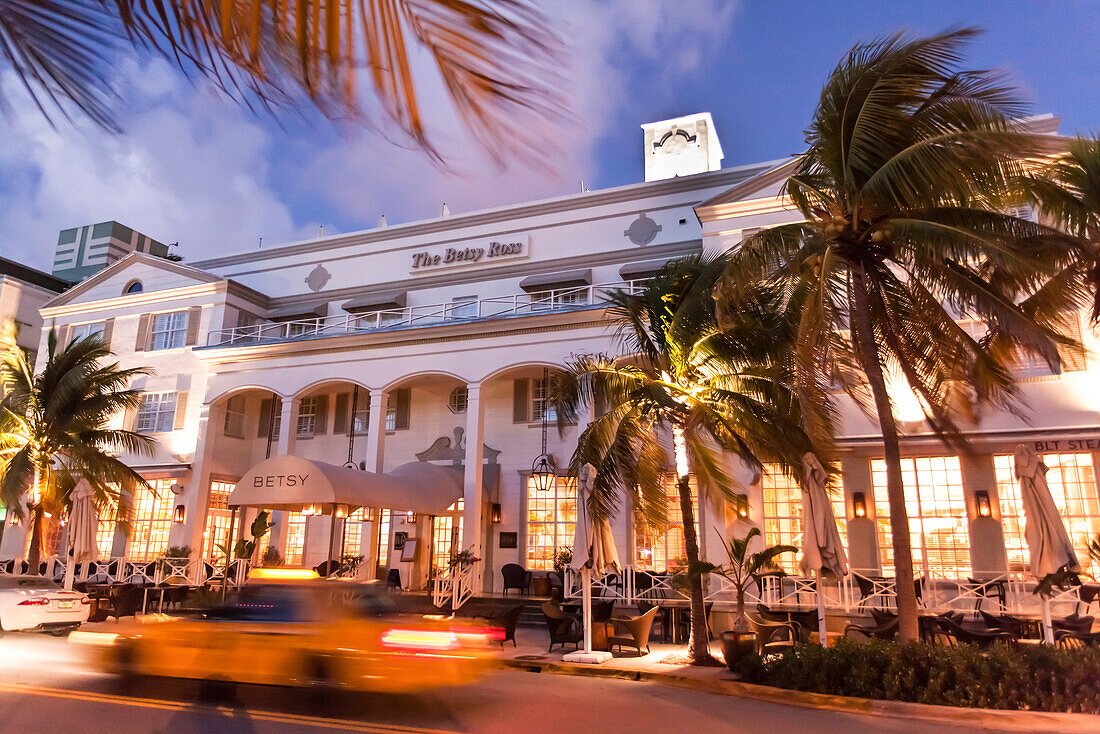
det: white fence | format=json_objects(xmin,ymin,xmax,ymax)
[
  {"xmin": 562, "ymin": 567, "xmax": 1096, "ymax": 617},
  {"xmin": 206, "ymin": 280, "xmax": 650, "ymax": 347}
]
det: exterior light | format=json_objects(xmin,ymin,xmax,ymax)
[
  {"xmin": 490, "ymin": 503, "xmax": 502, "ymax": 524},
  {"xmin": 173, "ymin": 505, "xmax": 186, "ymax": 523},
  {"xmin": 853, "ymin": 492, "xmax": 867, "ymax": 519},
  {"xmin": 976, "ymin": 490, "xmax": 992, "ymax": 518}
]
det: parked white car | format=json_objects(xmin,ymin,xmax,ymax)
[{"xmin": 0, "ymin": 576, "xmax": 90, "ymax": 635}]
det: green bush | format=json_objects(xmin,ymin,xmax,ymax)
[{"xmin": 734, "ymin": 639, "xmax": 1100, "ymax": 713}]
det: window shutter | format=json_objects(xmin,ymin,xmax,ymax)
[
  {"xmin": 334, "ymin": 393, "xmax": 349, "ymax": 434},
  {"xmin": 185, "ymin": 306, "xmax": 202, "ymax": 346},
  {"xmin": 258, "ymin": 398, "xmax": 273, "ymax": 438},
  {"xmin": 123, "ymin": 404, "xmax": 138, "ymax": 432},
  {"xmin": 135, "ymin": 314, "xmax": 151, "ymax": 351},
  {"xmin": 1058, "ymin": 312, "xmax": 1087, "ymax": 372},
  {"xmin": 173, "ymin": 391, "xmax": 188, "ymax": 431},
  {"xmin": 101, "ymin": 318, "xmax": 114, "ymax": 349},
  {"xmin": 394, "ymin": 388, "xmax": 410, "ymax": 430},
  {"xmin": 56, "ymin": 324, "xmax": 71, "ymax": 347},
  {"xmin": 513, "ymin": 379, "xmax": 529, "ymax": 423},
  {"xmin": 314, "ymin": 394, "xmax": 329, "ymax": 435}
]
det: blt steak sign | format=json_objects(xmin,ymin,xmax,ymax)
[{"xmin": 410, "ymin": 237, "xmax": 528, "ymax": 273}]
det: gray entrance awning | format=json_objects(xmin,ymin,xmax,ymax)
[
  {"xmin": 519, "ymin": 268, "xmax": 592, "ymax": 292},
  {"xmin": 267, "ymin": 303, "xmax": 327, "ymax": 322},
  {"xmin": 341, "ymin": 290, "xmax": 407, "ymax": 313}
]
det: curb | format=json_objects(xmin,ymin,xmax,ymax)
[{"xmin": 495, "ymin": 658, "xmax": 1100, "ymax": 733}]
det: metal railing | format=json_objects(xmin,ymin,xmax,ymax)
[{"xmin": 206, "ymin": 280, "xmax": 651, "ymax": 347}]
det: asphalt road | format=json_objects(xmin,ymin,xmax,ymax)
[{"xmin": 0, "ymin": 632, "xmax": 1069, "ymax": 733}]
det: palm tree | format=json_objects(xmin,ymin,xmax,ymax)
[
  {"xmin": 0, "ymin": 0, "xmax": 560, "ymax": 161},
  {"xmin": 0, "ymin": 325, "xmax": 154, "ymax": 573},
  {"xmin": 553, "ymin": 255, "xmax": 812, "ymax": 664},
  {"xmin": 718, "ymin": 29, "xmax": 1089, "ymax": 642},
  {"xmin": 1019, "ymin": 136, "xmax": 1100, "ymax": 321}
]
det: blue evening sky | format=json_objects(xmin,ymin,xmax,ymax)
[{"xmin": 0, "ymin": 1, "xmax": 1096, "ymax": 267}]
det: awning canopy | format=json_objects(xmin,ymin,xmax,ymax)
[
  {"xmin": 267, "ymin": 303, "xmax": 327, "ymax": 322},
  {"xmin": 229, "ymin": 455, "xmax": 471, "ymax": 515},
  {"xmin": 341, "ymin": 290, "xmax": 407, "ymax": 314},
  {"xmin": 519, "ymin": 268, "xmax": 592, "ymax": 293}
]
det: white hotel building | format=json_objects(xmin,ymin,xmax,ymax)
[{"xmin": 3, "ymin": 113, "xmax": 1099, "ymax": 605}]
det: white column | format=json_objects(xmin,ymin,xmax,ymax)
[{"xmin": 462, "ymin": 384, "xmax": 485, "ymax": 554}]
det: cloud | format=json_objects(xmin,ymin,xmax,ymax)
[{"xmin": 0, "ymin": 2, "xmax": 740, "ymax": 266}]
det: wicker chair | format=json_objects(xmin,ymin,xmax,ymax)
[{"xmin": 609, "ymin": 606, "xmax": 658, "ymax": 656}]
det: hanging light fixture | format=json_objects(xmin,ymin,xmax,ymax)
[{"xmin": 531, "ymin": 367, "xmax": 555, "ymax": 491}]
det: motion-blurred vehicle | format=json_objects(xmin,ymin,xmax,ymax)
[
  {"xmin": 0, "ymin": 575, "xmax": 91, "ymax": 635},
  {"xmin": 82, "ymin": 570, "xmax": 496, "ymax": 692}
]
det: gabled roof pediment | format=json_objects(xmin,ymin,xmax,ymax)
[{"xmin": 43, "ymin": 251, "xmax": 224, "ymax": 309}]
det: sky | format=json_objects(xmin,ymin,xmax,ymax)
[{"xmin": 1, "ymin": 1, "xmax": 1098, "ymax": 270}]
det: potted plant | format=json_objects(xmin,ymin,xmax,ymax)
[{"xmin": 691, "ymin": 527, "xmax": 796, "ymax": 670}]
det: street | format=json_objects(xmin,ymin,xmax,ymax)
[{"xmin": 0, "ymin": 632, "xmax": 1056, "ymax": 734}]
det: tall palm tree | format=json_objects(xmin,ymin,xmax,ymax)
[
  {"xmin": 553, "ymin": 255, "xmax": 812, "ymax": 664},
  {"xmin": 1019, "ymin": 136, "xmax": 1100, "ymax": 321},
  {"xmin": 718, "ymin": 29, "xmax": 1089, "ymax": 642},
  {"xmin": 0, "ymin": 0, "xmax": 560, "ymax": 161},
  {"xmin": 0, "ymin": 325, "xmax": 154, "ymax": 573}
]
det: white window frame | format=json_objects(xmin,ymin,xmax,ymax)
[
  {"xmin": 150, "ymin": 311, "xmax": 188, "ymax": 351},
  {"xmin": 223, "ymin": 396, "xmax": 246, "ymax": 438},
  {"xmin": 297, "ymin": 397, "xmax": 318, "ymax": 436},
  {"xmin": 137, "ymin": 392, "xmax": 177, "ymax": 433}
]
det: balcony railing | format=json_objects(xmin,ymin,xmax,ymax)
[{"xmin": 206, "ymin": 280, "xmax": 650, "ymax": 347}]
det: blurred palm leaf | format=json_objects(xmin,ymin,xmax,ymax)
[{"xmin": 0, "ymin": 0, "xmax": 562, "ymax": 160}]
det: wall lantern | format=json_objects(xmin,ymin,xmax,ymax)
[
  {"xmin": 173, "ymin": 505, "xmax": 186, "ymax": 524},
  {"xmin": 853, "ymin": 492, "xmax": 867, "ymax": 519},
  {"xmin": 976, "ymin": 490, "xmax": 992, "ymax": 518},
  {"xmin": 490, "ymin": 503, "xmax": 502, "ymax": 524}
]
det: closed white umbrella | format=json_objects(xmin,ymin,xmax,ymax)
[
  {"xmin": 800, "ymin": 453, "xmax": 848, "ymax": 647},
  {"xmin": 63, "ymin": 480, "xmax": 99, "ymax": 591},
  {"xmin": 564, "ymin": 463, "xmax": 620, "ymax": 664},
  {"xmin": 1014, "ymin": 444, "xmax": 1080, "ymax": 644}
]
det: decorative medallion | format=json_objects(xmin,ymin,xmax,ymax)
[
  {"xmin": 305, "ymin": 264, "xmax": 331, "ymax": 292},
  {"xmin": 624, "ymin": 213, "xmax": 662, "ymax": 246}
]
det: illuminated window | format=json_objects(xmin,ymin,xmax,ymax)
[
  {"xmin": 137, "ymin": 392, "xmax": 177, "ymax": 433},
  {"xmin": 126, "ymin": 480, "xmax": 175, "ymax": 562},
  {"xmin": 284, "ymin": 512, "xmax": 307, "ymax": 566},
  {"xmin": 995, "ymin": 453, "xmax": 1100, "ymax": 576},
  {"xmin": 202, "ymin": 481, "xmax": 235, "ymax": 562},
  {"xmin": 871, "ymin": 457, "xmax": 969, "ymax": 578},
  {"xmin": 635, "ymin": 476, "xmax": 698, "ymax": 572},
  {"xmin": 223, "ymin": 396, "xmax": 246, "ymax": 438},
  {"xmin": 432, "ymin": 500, "xmax": 464, "ymax": 572},
  {"xmin": 150, "ymin": 311, "xmax": 187, "ymax": 351},
  {"xmin": 297, "ymin": 397, "xmax": 318, "ymax": 436},
  {"xmin": 342, "ymin": 507, "xmax": 367, "ymax": 558},
  {"xmin": 761, "ymin": 466, "xmax": 848, "ymax": 575},
  {"xmin": 526, "ymin": 476, "xmax": 576, "ymax": 571}
]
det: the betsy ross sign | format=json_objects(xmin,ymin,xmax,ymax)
[{"xmin": 410, "ymin": 237, "xmax": 528, "ymax": 272}]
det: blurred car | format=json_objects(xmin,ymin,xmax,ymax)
[
  {"xmin": 82, "ymin": 570, "xmax": 497, "ymax": 692},
  {"xmin": 0, "ymin": 575, "xmax": 91, "ymax": 635}
]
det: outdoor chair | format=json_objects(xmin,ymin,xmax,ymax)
[
  {"xmin": 933, "ymin": 615, "xmax": 1014, "ymax": 648},
  {"xmin": 844, "ymin": 612, "xmax": 898, "ymax": 641},
  {"xmin": 966, "ymin": 577, "xmax": 1007, "ymax": 612},
  {"xmin": 501, "ymin": 564, "xmax": 530, "ymax": 596},
  {"xmin": 386, "ymin": 568, "xmax": 402, "ymax": 591},
  {"xmin": 474, "ymin": 603, "xmax": 524, "ymax": 647},
  {"xmin": 608, "ymin": 605, "xmax": 658, "ymax": 656},
  {"xmin": 746, "ymin": 613, "xmax": 801, "ymax": 655},
  {"xmin": 542, "ymin": 601, "xmax": 583, "ymax": 652}
]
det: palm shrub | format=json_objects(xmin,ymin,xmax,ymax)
[
  {"xmin": 691, "ymin": 527, "xmax": 796, "ymax": 633},
  {"xmin": 553, "ymin": 254, "xmax": 812, "ymax": 664},
  {"xmin": 717, "ymin": 29, "xmax": 1089, "ymax": 642},
  {"xmin": 0, "ymin": 326, "xmax": 154, "ymax": 573}
]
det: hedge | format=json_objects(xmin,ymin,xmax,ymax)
[{"xmin": 733, "ymin": 639, "xmax": 1100, "ymax": 713}]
